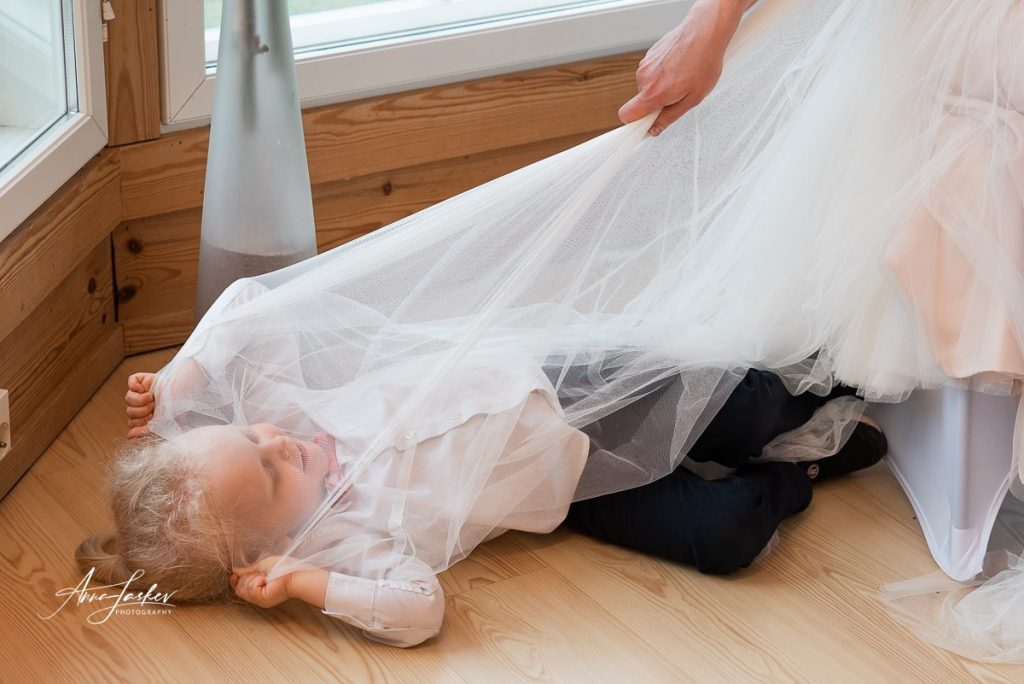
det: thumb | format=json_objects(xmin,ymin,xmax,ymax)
[
  {"xmin": 618, "ymin": 91, "xmax": 658, "ymax": 124},
  {"xmin": 233, "ymin": 560, "xmax": 263, "ymax": 575}
]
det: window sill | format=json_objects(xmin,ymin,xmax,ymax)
[{"xmin": 0, "ymin": 113, "xmax": 108, "ymax": 243}]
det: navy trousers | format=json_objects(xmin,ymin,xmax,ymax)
[{"xmin": 563, "ymin": 369, "xmax": 851, "ymax": 574}]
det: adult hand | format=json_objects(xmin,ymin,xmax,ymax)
[
  {"xmin": 620, "ymin": 0, "xmax": 751, "ymax": 136},
  {"xmin": 125, "ymin": 372, "xmax": 156, "ymax": 438}
]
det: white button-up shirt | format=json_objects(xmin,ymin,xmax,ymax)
[{"xmin": 295, "ymin": 349, "xmax": 589, "ymax": 647}]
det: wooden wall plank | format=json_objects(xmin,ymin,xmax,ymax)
[
  {"xmin": 118, "ymin": 52, "xmax": 641, "ymax": 220},
  {"xmin": 0, "ymin": 239, "xmax": 124, "ymax": 500},
  {"xmin": 114, "ymin": 131, "xmax": 598, "ymax": 353},
  {"xmin": 104, "ymin": 0, "xmax": 161, "ymax": 145},
  {"xmin": 0, "ymin": 151, "xmax": 121, "ymax": 334}
]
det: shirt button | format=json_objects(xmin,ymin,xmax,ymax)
[
  {"xmin": 449, "ymin": 413, "xmax": 459, "ymax": 422},
  {"xmin": 405, "ymin": 429, "xmax": 415, "ymax": 440}
]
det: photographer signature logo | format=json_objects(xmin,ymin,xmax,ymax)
[{"xmin": 38, "ymin": 567, "xmax": 177, "ymax": 624}]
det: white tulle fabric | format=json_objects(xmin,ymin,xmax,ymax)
[{"xmin": 148, "ymin": 0, "xmax": 1024, "ymax": 661}]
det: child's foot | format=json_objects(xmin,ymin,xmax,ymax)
[{"xmin": 798, "ymin": 418, "xmax": 887, "ymax": 482}]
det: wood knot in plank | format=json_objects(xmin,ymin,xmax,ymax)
[{"xmin": 117, "ymin": 285, "xmax": 137, "ymax": 304}]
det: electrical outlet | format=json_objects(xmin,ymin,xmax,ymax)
[{"xmin": 0, "ymin": 389, "xmax": 10, "ymax": 459}]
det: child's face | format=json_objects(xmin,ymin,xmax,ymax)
[{"xmin": 176, "ymin": 423, "xmax": 332, "ymax": 546}]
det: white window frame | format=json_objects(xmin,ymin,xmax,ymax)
[
  {"xmin": 0, "ymin": 0, "xmax": 108, "ymax": 244},
  {"xmin": 159, "ymin": 0, "xmax": 692, "ymax": 130}
]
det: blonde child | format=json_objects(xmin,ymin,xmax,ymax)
[{"xmin": 80, "ymin": 355, "xmax": 590, "ymax": 647}]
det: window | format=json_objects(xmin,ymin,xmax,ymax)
[
  {"xmin": 161, "ymin": 0, "xmax": 692, "ymax": 128},
  {"xmin": 0, "ymin": 0, "xmax": 107, "ymax": 243},
  {"xmin": 0, "ymin": 2, "xmax": 70, "ymax": 175}
]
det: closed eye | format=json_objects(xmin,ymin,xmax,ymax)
[
  {"xmin": 263, "ymin": 460, "xmax": 278, "ymax": 491},
  {"xmin": 243, "ymin": 428, "xmax": 259, "ymax": 444}
]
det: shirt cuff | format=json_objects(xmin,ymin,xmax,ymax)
[
  {"xmin": 321, "ymin": 571, "xmax": 444, "ymax": 648},
  {"xmin": 322, "ymin": 572, "xmax": 377, "ymax": 626}
]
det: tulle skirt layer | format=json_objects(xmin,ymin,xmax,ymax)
[{"xmin": 150, "ymin": 0, "xmax": 1024, "ymax": 661}]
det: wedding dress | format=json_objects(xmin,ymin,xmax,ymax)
[{"xmin": 148, "ymin": 0, "xmax": 1024, "ymax": 660}]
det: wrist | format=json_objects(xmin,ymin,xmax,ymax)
[
  {"xmin": 287, "ymin": 568, "xmax": 330, "ymax": 609},
  {"xmin": 695, "ymin": 0, "xmax": 748, "ymax": 27}
]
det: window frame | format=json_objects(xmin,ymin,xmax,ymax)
[
  {"xmin": 0, "ymin": 0, "xmax": 108, "ymax": 244},
  {"xmin": 159, "ymin": 0, "xmax": 693, "ymax": 130}
]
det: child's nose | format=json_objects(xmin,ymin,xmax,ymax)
[
  {"xmin": 252, "ymin": 423, "xmax": 282, "ymax": 438},
  {"xmin": 269, "ymin": 434, "xmax": 294, "ymax": 461}
]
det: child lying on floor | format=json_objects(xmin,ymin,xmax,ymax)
[{"xmin": 77, "ymin": 343, "xmax": 885, "ymax": 647}]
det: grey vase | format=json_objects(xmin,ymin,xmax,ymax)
[{"xmin": 195, "ymin": 0, "xmax": 317, "ymax": 321}]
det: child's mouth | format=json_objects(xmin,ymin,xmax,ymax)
[
  {"xmin": 312, "ymin": 432, "xmax": 334, "ymax": 457},
  {"xmin": 296, "ymin": 442, "xmax": 308, "ymax": 471}
]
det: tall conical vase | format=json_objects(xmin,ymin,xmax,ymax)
[{"xmin": 194, "ymin": 0, "xmax": 317, "ymax": 321}]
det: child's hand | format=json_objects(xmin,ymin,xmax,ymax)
[
  {"xmin": 231, "ymin": 556, "xmax": 292, "ymax": 609},
  {"xmin": 125, "ymin": 372, "xmax": 156, "ymax": 439}
]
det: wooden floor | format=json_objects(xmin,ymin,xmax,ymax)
[{"xmin": 2, "ymin": 349, "xmax": 1022, "ymax": 683}]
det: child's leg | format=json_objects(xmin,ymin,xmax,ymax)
[
  {"xmin": 564, "ymin": 462, "xmax": 811, "ymax": 574},
  {"xmin": 686, "ymin": 369, "xmax": 855, "ymax": 468},
  {"xmin": 569, "ymin": 366, "xmax": 856, "ymax": 470}
]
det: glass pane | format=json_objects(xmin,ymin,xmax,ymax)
[
  {"xmin": 205, "ymin": 0, "xmax": 614, "ymax": 62},
  {"xmin": 205, "ymin": 1, "xmax": 382, "ymax": 29},
  {"xmin": 0, "ymin": 0, "xmax": 74, "ymax": 174}
]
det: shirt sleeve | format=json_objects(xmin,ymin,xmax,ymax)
[{"xmin": 322, "ymin": 561, "xmax": 445, "ymax": 648}]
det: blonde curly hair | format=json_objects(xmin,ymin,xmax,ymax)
[{"xmin": 75, "ymin": 434, "xmax": 261, "ymax": 603}]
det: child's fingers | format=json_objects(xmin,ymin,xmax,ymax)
[
  {"xmin": 125, "ymin": 390, "xmax": 153, "ymax": 406},
  {"xmin": 126, "ymin": 405, "xmax": 154, "ymax": 419},
  {"xmin": 127, "ymin": 408, "xmax": 153, "ymax": 421},
  {"xmin": 238, "ymin": 575, "xmax": 267, "ymax": 603},
  {"xmin": 124, "ymin": 395, "xmax": 150, "ymax": 411},
  {"xmin": 125, "ymin": 403, "xmax": 153, "ymax": 417},
  {"xmin": 234, "ymin": 556, "xmax": 281, "ymax": 576},
  {"xmin": 234, "ymin": 565, "xmax": 265, "ymax": 578},
  {"xmin": 127, "ymin": 374, "xmax": 155, "ymax": 398}
]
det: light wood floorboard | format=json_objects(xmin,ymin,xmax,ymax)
[{"xmin": 2, "ymin": 349, "xmax": 1022, "ymax": 683}]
